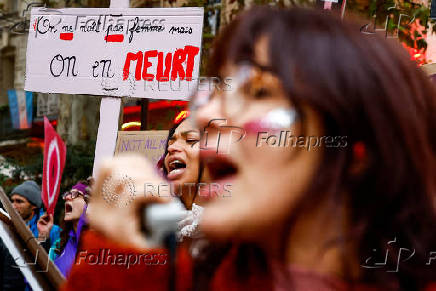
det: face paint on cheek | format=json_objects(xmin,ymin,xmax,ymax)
[
  {"xmin": 241, "ymin": 108, "xmax": 298, "ymax": 150},
  {"xmin": 243, "ymin": 107, "xmax": 298, "ymax": 134}
]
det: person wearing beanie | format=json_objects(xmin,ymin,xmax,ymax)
[
  {"xmin": 10, "ymin": 180, "xmax": 61, "ymax": 252},
  {"xmin": 10, "ymin": 180, "xmax": 42, "ymax": 222},
  {"xmin": 7, "ymin": 180, "xmax": 62, "ymax": 291},
  {"xmin": 0, "ymin": 181, "xmax": 42, "ymax": 291}
]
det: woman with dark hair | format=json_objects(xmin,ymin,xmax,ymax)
[
  {"xmin": 160, "ymin": 115, "xmax": 230, "ymax": 272},
  {"xmin": 64, "ymin": 6, "xmax": 436, "ymax": 291},
  {"xmin": 161, "ymin": 115, "xmax": 232, "ymax": 287},
  {"xmin": 193, "ymin": 7, "xmax": 436, "ymax": 290},
  {"xmin": 160, "ymin": 114, "xmax": 204, "ymax": 210},
  {"xmin": 158, "ymin": 115, "xmax": 208, "ymax": 252}
]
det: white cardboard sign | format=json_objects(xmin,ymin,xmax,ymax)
[{"xmin": 25, "ymin": 7, "xmax": 204, "ymax": 100}]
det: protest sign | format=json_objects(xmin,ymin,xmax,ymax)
[
  {"xmin": 23, "ymin": 7, "xmax": 204, "ymax": 177},
  {"xmin": 37, "ymin": 93, "xmax": 59, "ymax": 117},
  {"xmin": 42, "ymin": 117, "xmax": 66, "ymax": 215},
  {"xmin": 24, "ymin": 7, "xmax": 204, "ymax": 100},
  {"xmin": 114, "ymin": 130, "xmax": 168, "ymax": 165}
]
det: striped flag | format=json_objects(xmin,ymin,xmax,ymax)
[{"xmin": 8, "ymin": 90, "xmax": 33, "ymax": 129}]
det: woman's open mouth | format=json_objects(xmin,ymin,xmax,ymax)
[
  {"xmin": 200, "ymin": 151, "xmax": 239, "ymax": 199},
  {"xmin": 206, "ymin": 156, "xmax": 238, "ymax": 181},
  {"xmin": 65, "ymin": 203, "xmax": 73, "ymax": 214},
  {"xmin": 167, "ymin": 158, "xmax": 187, "ymax": 180}
]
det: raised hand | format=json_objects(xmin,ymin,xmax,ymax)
[
  {"xmin": 37, "ymin": 213, "xmax": 54, "ymax": 241},
  {"xmin": 87, "ymin": 154, "xmax": 170, "ymax": 248}
]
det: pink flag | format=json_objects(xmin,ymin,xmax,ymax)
[{"xmin": 42, "ymin": 116, "xmax": 66, "ymax": 215}]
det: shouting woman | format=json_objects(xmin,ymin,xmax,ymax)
[{"xmin": 64, "ymin": 7, "xmax": 436, "ymax": 291}]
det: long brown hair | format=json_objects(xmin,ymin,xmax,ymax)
[{"xmin": 208, "ymin": 6, "xmax": 436, "ymax": 289}]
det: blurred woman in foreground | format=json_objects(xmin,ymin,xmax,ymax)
[{"xmin": 64, "ymin": 7, "xmax": 436, "ymax": 290}]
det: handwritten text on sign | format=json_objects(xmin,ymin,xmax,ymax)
[
  {"xmin": 25, "ymin": 8, "xmax": 204, "ymax": 100},
  {"xmin": 114, "ymin": 130, "xmax": 169, "ymax": 165}
]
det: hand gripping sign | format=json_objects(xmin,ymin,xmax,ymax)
[{"xmin": 42, "ymin": 116, "xmax": 66, "ymax": 215}]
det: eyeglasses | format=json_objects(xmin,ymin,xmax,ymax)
[
  {"xmin": 189, "ymin": 62, "xmax": 286, "ymax": 120},
  {"xmin": 62, "ymin": 189, "xmax": 85, "ymax": 201},
  {"xmin": 189, "ymin": 62, "xmax": 299, "ymax": 130}
]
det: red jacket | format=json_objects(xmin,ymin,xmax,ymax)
[
  {"xmin": 63, "ymin": 230, "xmax": 436, "ymax": 291},
  {"xmin": 63, "ymin": 230, "xmax": 273, "ymax": 290}
]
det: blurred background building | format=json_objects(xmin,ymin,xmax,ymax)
[
  {"xmin": 0, "ymin": 0, "xmax": 434, "ymax": 194},
  {"xmin": 0, "ymin": 0, "xmax": 218, "ymax": 195}
]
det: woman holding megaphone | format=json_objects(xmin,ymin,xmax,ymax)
[{"xmin": 64, "ymin": 6, "xmax": 436, "ymax": 291}]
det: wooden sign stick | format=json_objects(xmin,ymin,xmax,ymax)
[
  {"xmin": 92, "ymin": 0, "xmax": 129, "ymax": 178},
  {"xmin": 0, "ymin": 187, "xmax": 65, "ymax": 289}
]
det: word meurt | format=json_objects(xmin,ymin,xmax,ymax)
[{"xmin": 122, "ymin": 45, "xmax": 200, "ymax": 82}]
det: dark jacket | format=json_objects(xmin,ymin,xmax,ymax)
[{"xmin": 0, "ymin": 238, "xmax": 25, "ymax": 291}]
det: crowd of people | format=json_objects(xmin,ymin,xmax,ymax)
[
  {"xmin": 0, "ymin": 179, "xmax": 93, "ymax": 289},
  {"xmin": 1, "ymin": 5, "xmax": 436, "ymax": 291},
  {"xmin": 67, "ymin": 6, "xmax": 436, "ymax": 291}
]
